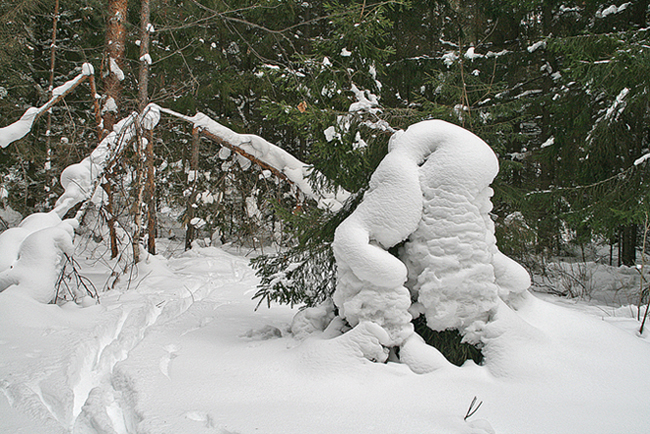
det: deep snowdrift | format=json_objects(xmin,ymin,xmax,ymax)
[{"xmin": 1, "ymin": 243, "xmax": 649, "ymax": 434}]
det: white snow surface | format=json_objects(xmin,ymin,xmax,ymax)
[
  {"xmin": 635, "ymin": 152, "xmax": 650, "ymax": 166},
  {"xmin": 527, "ymin": 40, "xmax": 546, "ymax": 53},
  {"xmin": 109, "ymin": 57, "xmax": 125, "ymax": 81},
  {"xmin": 464, "ymin": 47, "xmax": 483, "ymax": 60},
  {"xmin": 139, "ymin": 53, "xmax": 152, "ymax": 65},
  {"xmin": 442, "ymin": 51, "xmax": 459, "ymax": 67},
  {"xmin": 597, "ymin": 2, "xmax": 631, "ymax": 18},
  {"xmin": 2, "ymin": 110, "xmax": 650, "ymax": 433},
  {"xmin": 0, "ymin": 107, "xmax": 39, "ymax": 149},
  {"xmin": 1, "ymin": 241, "xmax": 650, "ymax": 434},
  {"xmin": 348, "ymin": 84, "xmax": 380, "ymax": 114}
]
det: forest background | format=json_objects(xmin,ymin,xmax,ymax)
[{"xmin": 0, "ymin": 0, "xmax": 649, "ymax": 307}]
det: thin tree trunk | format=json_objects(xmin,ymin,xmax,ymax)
[
  {"xmin": 185, "ymin": 127, "xmax": 200, "ymax": 250},
  {"xmin": 103, "ymin": 0, "xmax": 128, "ymax": 134},
  {"xmin": 621, "ymin": 224, "xmax": 637, "ymax": 266},
  {"xmin": 45, "ymin": 0, "xmax": 59, "ymax": 174},
  {"xmin": 145, "ymin": 129, "xmax": 156, "ymax": 254},
  {"xmin": 102, "ymin": 181, "xmax": 119, "ymax": 259},
  {"xmin": 103, "ymin": 0, "xmax": 128, "ymax": 258},
  {"xmin": 132, "ymin": 128, "xmax": 145, "ymax": 264},
  {"xmin": 138, "ymin": 0, "xmax": 151, "ymax": 112},
  {"xmin": 139, "ymin": 0, "xmax": 156, "ymax": 255}
]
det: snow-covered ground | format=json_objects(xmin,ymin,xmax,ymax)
[{"xmin": 1, "ymin": 239, "xmax": 649, "ymax": 434}]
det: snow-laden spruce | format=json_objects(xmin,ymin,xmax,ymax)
[{"xmin": 332, "ymin": 120, "xmax": 530, "ymax": 369}]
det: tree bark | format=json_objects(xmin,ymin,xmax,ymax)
[
  {"xmin": 139, "ymin": 0, "xmax": 156, "ymax": 255},
  {"xmin": 103, "ymin": 0, "xmax": 128, "ymax": 260},
  {"xmin": 45, "ymin": 0, "xmax": 60, "ymax": 175},
  {"xmin": 102, "ymin": 182, "xmax": 119, "ymax": 259},
  {"xmin": 185, "ymin": 127, "xmax": 200, "ymax": 250},
  {"xmin": 621, "ymin": 224, "xmax": 637, "ymax": 266},
  {"xmin": 103, "ymin": 0, "xmax": 128, "ymax": 134}
]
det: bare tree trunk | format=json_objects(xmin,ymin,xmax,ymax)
[
  {"xmin": 185, "ymin": 127, "xmax": 200, "ymax": 250},
  {"xmin": 138, "ymin": 0, "xmax": 150, "ymax": 112},
  {"xmin": 621, "ymin": 224, "xmax": 637, "ymax": 267},
  {"xmin": 103, "ymin": 0, "xmax": 128, "ymax": 258},
  {"xmin": 103, "ymin": 0, "xmax": 128, "ymax": 134},
  {"xmin": 45, "ymin": 0, "xmax": 59, "ymax": 175},
  {"xmin": 132, "ymin": 168, "xmax": 144, "ymax": 264},
  {"xmin": 102, "ymin": 182, "xmax": 119, "ymax": 259},
  {"xmin": 139, "ymin": 0, "xmax": 156, "ymax": 254}
]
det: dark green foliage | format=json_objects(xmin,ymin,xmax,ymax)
[
  {"xmin": 251, "ymin": 192, "xmax": 364, "ymax": 308},
  {"xmin": 412, "ymin": 315, "xmax": 484, "ymax": 367}
]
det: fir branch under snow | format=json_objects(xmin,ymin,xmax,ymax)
[
  {"xmin": 634, "ymin": 152, "xmax": 650, "ymax": 166},
  {"xmin": 464, "ymin": 47, "xmax": 483, "ymax": 60},
  {"xmin": 587, "ymin": 88, "xmax": 630, "ymax": 144},
  {"xmin": 541, "ymin": 137, "xmax": 555, "ymax": 148},
  {"xmin": 348, "ymin": 84, "xmax": 380, "ymax": 114},
  {"xmin": 0, "ymin": 63, "xmax": 94, "ymax": 149}
]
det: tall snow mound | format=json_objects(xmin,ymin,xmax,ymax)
[
  {"xmin": 333, "ymin": 119, "xmax": 530, "ymax": 355},
  {"xmin": 0, "ymin": 212, "xmax": 76, "ymax": 303}
]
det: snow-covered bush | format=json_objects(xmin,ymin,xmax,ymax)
[
  {"xmin": 0, "ymin": 211, "xmax": 77, "ymax": 303},
  {"xmin": 331, "ymin": 120, "xmax": 531, "ymax": 369}
]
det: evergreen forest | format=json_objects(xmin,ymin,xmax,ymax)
[{"xmin": 1, "ymin": 0, "xmax": 649, "ymax": 307}]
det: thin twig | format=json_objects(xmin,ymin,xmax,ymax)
[{"xmin": 464, "ymin": 396, "xmax": 483, "ymax": 421}]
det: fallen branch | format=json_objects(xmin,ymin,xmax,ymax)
[{"xmin": 152, "ymin": 104, "xmax": 351, "ymax": 212}]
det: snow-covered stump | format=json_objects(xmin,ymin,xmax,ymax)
[{"xmin": 332, "ymin": 120, "xmax": 530, "ymax": 371}]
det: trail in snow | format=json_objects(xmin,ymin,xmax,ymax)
[{"xmin": 0, "ymin": 243, "xmax": 258, "ymax": 434}]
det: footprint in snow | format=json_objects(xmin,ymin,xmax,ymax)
[{"xmin": 159, "ymin": 344, "xmax": 179, "ymax": 379}]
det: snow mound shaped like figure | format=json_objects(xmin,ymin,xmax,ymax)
[{"xmin": 332, "ymin": 120, "xmax": 530, "ymax": 364}]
